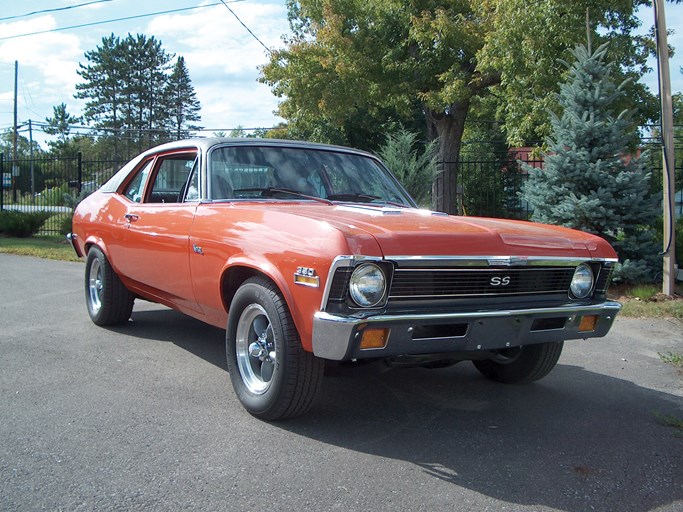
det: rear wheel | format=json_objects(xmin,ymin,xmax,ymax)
[
  {"xmin": 472, "ymin": 342, "xmax": 563, "ymax": 384},
  {"xmin": 226, "ymin": 277, "xmax": 324, "ymax": 420},
  {"xmin": 85, "ymin": 247, "xmax": 134, "ymax": 326}
]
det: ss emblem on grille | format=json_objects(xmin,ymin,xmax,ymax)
[{"xmin": 490, "ymin": 276, "xmax": 511, "ymax": 286}]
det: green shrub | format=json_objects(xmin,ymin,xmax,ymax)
[
  {"xmin": 59, "ymin": 212, "xmax": 73, "ymax": 235},
  {"xmin": 38, "ymin": 183, "xmax": 70, "ymax": 207},
  {"xmin": 378, "ymin": 128, "xmax": 438, "ymax": 207},
  {"xmin": 0, "ymin": 211, "xmax": 53, "ymax": 237}
]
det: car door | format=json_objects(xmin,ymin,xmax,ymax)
[{"xmin": 118, "ymin": 149, "xmax": 201, "ymax": 313}]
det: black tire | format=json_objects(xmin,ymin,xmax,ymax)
[
  {"xmin": 85, "ymin": 246, "xmax": 134, "ymax": 326},
  {"xmin": 226, "ymin": 277, "xmax": 324, "ymax": 420},
  {"xmin": 472, "ymin": 342, "xmax": 563, "ymax": 384}
]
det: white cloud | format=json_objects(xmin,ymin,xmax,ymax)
[
  {"xmin": 195, "ymin": 80, "xmax": 282, "ymax": 131},
  {"xmin": 142, "ymin": 1, "xmax": 289, "ymax": 131},
  {"xmin": 146, "ymin": 3, "xmax": 288, "ymax": 75},
  {"xmin": 0, "ymin": 16, "xmax": 83, "ymax": 108}
]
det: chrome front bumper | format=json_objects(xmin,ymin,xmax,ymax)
[{"xmin": 311, "ymin": 301, "xmax": 622, "ymax": 361}]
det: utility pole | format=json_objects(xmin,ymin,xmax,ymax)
[
  {"xmin": 12, "ymin": 60, "xmax": 18, "ymax": 203},
  {"xmin": 653, "ymin": 0, "xmax": 677, "ymax": 295}
]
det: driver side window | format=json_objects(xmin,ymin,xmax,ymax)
[{"xmin": 122, "ymin": 152, "xmax": 198, "ymax": 203}]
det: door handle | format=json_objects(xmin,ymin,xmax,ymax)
[{"xmin": 124, "ymin": 213, "xmax": 139, "ymax": 222}]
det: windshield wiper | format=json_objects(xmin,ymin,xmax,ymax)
[
  {"xmin": 233, "ymin": 187, "xmax": 332, "ymax": 205},
  {"xmin": 327, "ymin": 193, "xmax": 409, "ymax": 208}
]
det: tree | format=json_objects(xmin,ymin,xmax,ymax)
[
  {"xmin": 44, "ymin": 103, "xmax": 80, "ymax": 142},
  {"xmin": 522, "ymin": 44, "xmax": 658, "ymax": 283},
  {"xmin": 229, "ymin": 125, "xmax": 247, "ymax": 138},
  {"xmin": 167, "ymin": 56, "xmax": 202, "ymax": 140},
  {"xmin": 121, "ymin": 34, "xmax": 174, "ymax": 148},
  {"xmin": 377, "ymin": 128, "xmax": 437, "ymax": 207},
  {"xmin": 260, "ymin": 0, "xmax": 664, "ymax": 214},
  {"xmin": 75, "ymin": 34, "xmax": 125, "ymax": 150},
  {"xmin": 44, "ymin": 103, "xmax": 81, "ymax": 155},
  {"xmin": 75, "ymin": 33, "xmax": 198, "ymax": 157}
]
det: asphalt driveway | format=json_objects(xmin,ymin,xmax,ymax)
[{"xmin": 1, "ymin": 253, "xmax": 681, "ymax": 511}]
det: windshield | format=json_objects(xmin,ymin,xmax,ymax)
[{"xmin": 208, "ymin": 145, "xmax": 415, "ymax": 206}]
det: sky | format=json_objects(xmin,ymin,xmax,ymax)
[{"xmin": 0, "ymin": 0, "xmax": 682, "ymax": 150}]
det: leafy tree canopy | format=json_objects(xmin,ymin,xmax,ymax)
[{"xmin": 261, "ymin": 0, "xmax": 672, "ymax": 213}]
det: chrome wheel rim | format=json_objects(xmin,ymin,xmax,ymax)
[
  {"xmin": 88, "ymin": 258, "xmax": 103, "ymax": 313},
  {"xmin": 235, "ymin": 304, "xmax": 276, "ymax": 395}
]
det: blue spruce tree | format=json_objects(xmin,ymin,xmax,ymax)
[{"xmin": 522, "ymin": 43, "xmax": 658, "ymax": 283}]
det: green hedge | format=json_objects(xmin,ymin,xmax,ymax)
[{"xmin": 0, "ymin": 211, "xmax": 53, "ymax": 238}]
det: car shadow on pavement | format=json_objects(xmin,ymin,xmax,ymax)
[
  {"xmin": 107, "ymin": 305, "xmax": 227, "ymax": 369},
  {"xmin": 280, "ymin": 362, "xmax": 683, "ymax": 512},
  {"xmin": 106, "ymin": 304, "xmax": 682, "ymax": 511}
]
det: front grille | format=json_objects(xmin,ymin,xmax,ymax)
[
  {"xmin": 327, "ymin": 267, "xmax": 352, "ymax": 303},
  {"xmin": 389, "ymin": 267, "xmax": 576, "ymax": 299}
]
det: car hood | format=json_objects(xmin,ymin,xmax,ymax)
[{"xmin": 257, "ymin": 203, "xmax": 617, "ymax": 259}]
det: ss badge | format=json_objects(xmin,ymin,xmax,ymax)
[{"xmin": 490, "ymin": 276, "xmax": 511, "ymax": 287}]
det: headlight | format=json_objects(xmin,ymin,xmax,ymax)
[
  {"xmin": 349, "ymin": 263, "xmax": 386, "ymax": 307},
  {"xmin": 570, "ymin": 263, "xmax": 594, "ymax": 299}
]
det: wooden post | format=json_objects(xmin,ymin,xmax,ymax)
[{"xmin": 653, "ymin": 0, "xmax": 677, "ymax": 295}]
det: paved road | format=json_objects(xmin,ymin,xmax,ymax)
[{"xmin": 1, "ymin": 253, "xmax": 682, "ymax": 511}]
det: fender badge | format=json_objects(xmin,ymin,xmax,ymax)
[{"xmin": 294, "ymin": 266, "xmax": 319, "ymax": 288}]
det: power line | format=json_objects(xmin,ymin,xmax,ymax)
[
  {"xmin": 0, "ymin": 1, "xmax": 244, "ymax": 42},
  {"xmin": 219, "ymin": 0, "xmax": 272, "ymax": 55},
  {"xmin": 0, "ymin": 1, "xmax": 115, "ymax": 22}
]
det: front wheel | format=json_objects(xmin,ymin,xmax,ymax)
[
  {"xmin": 226, "ymin": 277, "xmax": 324, "ymax": 420},
  {"xmin": 472, "ymin": 342, "xmax": 563, "ymax": 384},
  {"xmin": 84, "ymin": 246, "xmax": 134, "ymax": 326}
]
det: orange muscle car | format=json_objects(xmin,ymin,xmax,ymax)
[{"xmin": 69, "ymin": 138, "xmax": 622, "ymax": 420}]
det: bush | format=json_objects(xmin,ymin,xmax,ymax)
[
  {"xmin": 0, "ymin": 211, "xmax": 52, "ymax": 237},
  {"xmin": 59, "ymin": 212, "xmax": 74, "ymax": 236},
  {"xmin": 37, "ymin": 183, "xmax": 70, "ymax": 207},
  {"xmin": 377, "ymin": 128, "xmax": 438, "ymax": 207}
]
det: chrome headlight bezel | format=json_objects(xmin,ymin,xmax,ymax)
[
  {"xmin": 570, "ymin": 263, "xmax": 594, "ymax": 299},
  {"xmin": 348, "ymin": 263, "xmax": 387, "ymax": 308}
]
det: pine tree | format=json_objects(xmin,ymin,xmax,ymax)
[
  {"xmin": 75, "ymin": 33, "xmax": 180, "ymax": 156},
  {"xmin": 166, "ymin": 56, "xmax": 202, "ymax": 140},
  {"xmin": 75, "ymin": 34, "xmax": 125, "ymax": 139},
  {"xmin": 44, "ymin": 103, "xmax": 80, "ymax": 141},
  {"xmin": 377, "ymin": 128, "xmax": 437, "ymax": 208},
  {"xmin": 522, "ymin": 43, "xmax": 658, "ymax": 283}
]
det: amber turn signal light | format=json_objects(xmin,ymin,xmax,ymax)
[
  {"xmin": 578, "ymin": 315, "xmax": 598, "ymax": 332},
  {"xmin": 359, "ymin": 328, "xmax": 390, "ymax": 350}
]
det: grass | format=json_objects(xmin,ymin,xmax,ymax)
[
  {"xmin": 620, "ymin": 299, "xmax": 683, "ymax": 321},
  {"xmin": 654, "ymin": 413, "xmax": 683, "ymax": 437},
  {"xmin": 0, "ymin": 235, "xmax": 81, "ymax": 262},
  {"xmin": 629, "ymin": 284, "xmax": 660, "ymax": 301},
  {"xmin": 659, "ymin": 351, "xmax": 683, "ymax": 368},
  {"xmin": 613, "ymin": 283, "xmax": 683, "ymax": 321}
]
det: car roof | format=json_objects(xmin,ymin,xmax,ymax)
[{"xmin": 145, "ymin": 137, "xmax": 378, "ymax": 159}]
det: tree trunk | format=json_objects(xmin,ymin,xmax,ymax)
[{"xmin": 426, "ymin": 101, "xmax": 470, "ymax": 215}]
